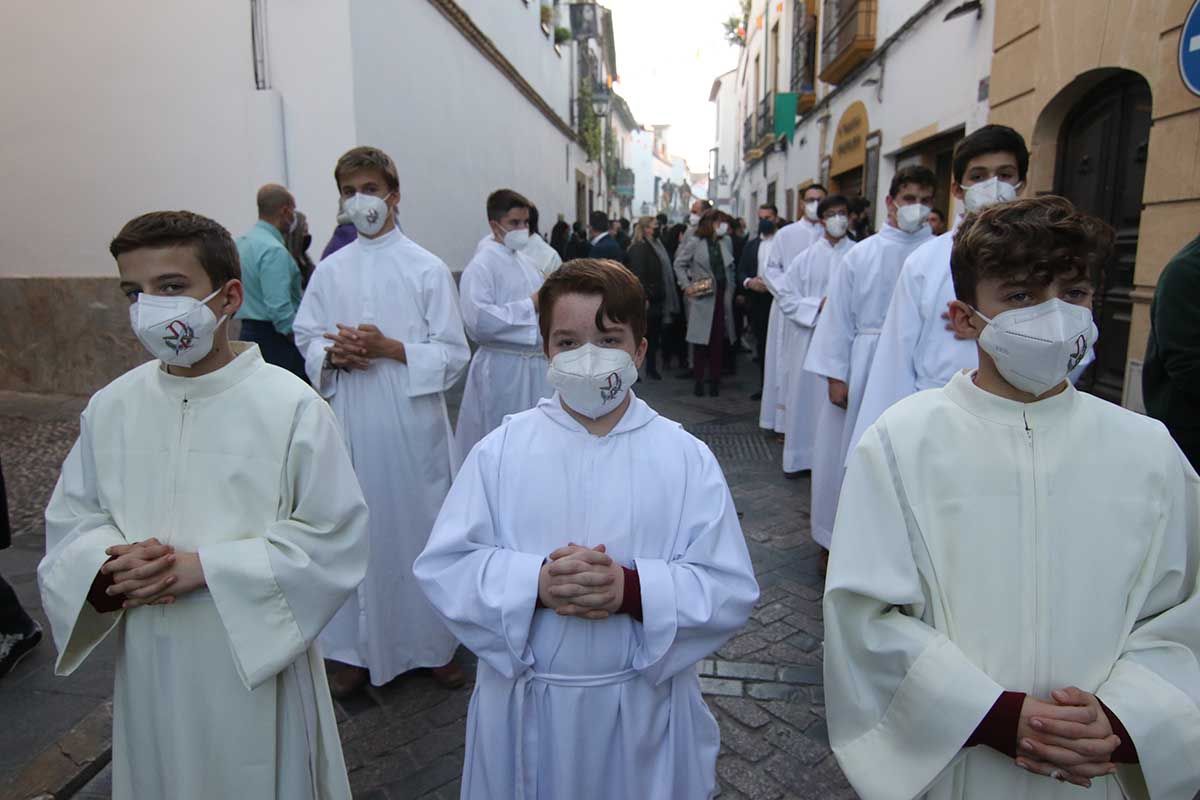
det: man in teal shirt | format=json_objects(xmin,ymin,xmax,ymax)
[{"xmin": 236, "ymin": 184, "xmax": 306, "ymax": 380}]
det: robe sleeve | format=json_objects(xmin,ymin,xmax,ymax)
[
  {"xmin": 458, "ymin": 260, "xmax": 539, "ymax": 349},
  {"xmin": 850, "ymin": 256, "xmax": 924, "ymax": 452},
  {"xmin": 198, "ymin": 397, "xmax": 368, "ymax": 691},
  {"xmin": 760, "ymin": 240, "xmax": 789, "ymax": 297},
  {"xmin": 412, "ymin": 433, "xmax": 545, "ymax": 679},
  {"xmin": 632, "ymin": 439, "xmax": 759, "ymax": 686},
  {"xmin": 38, "ymin": 411, "xmax": 129, "ymax": 676},
  {"xmin": 403, "ymin": 263, "xmax": 471, "ymax": 397},
  {"xmin": 292, "ymin": 265, "xmax": 338, "ymax": 398},
  {"xmin": 823, "ymin": 423, "xmax": 1004, "ymax": 800},
  {"xmin": 803, "ymin": 256, "xmax": 855, "ymax": 382},
  {"xmin": 774, "ymin": 251, "xmax": 823, "ymax": 328},
  {"xmin": 1095, "ymin": 440, "xmax": 1200, "ymax": 800}
]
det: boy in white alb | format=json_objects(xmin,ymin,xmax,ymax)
[
  {"xmin": 415, "ymin": 260, "xmax": 758, "ymax": 800},
  {"xmin": 40, "ymin": 211, "xmax": 369, "ymax": 800},
  {"xmin": 824, "ymin": 197, "xmax": 1200, "ymax": 800}
]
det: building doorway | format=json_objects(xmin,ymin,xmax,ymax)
[{"xmin": 1054, "ymin": 73, "xmax": 1152, "ymax": 404}]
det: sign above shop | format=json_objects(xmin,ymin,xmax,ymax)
[{"xmin": 830, "ymin": 101, "xmax": 869, "ymax": 176}]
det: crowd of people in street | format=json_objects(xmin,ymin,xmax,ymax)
[{"xmin": 2, "ymin": 125, "xmax": 1199, "ymax": 800}]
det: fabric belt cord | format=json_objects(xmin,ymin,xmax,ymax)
[{"xmin": 481, "ymin": 344, "xmax": 545, "ymax": 359}]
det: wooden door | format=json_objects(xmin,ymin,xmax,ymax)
[{"xmin": 1055, "ymin": 74, "xmax": 1151, "ymax": 403}]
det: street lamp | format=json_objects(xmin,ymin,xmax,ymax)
[{"xmin": 591, "ymin": 89, "xmax": 611, "ymax": 118}]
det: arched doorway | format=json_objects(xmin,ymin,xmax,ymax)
[{"xmin": 1054, "ymin": 73, "xmax": 1152, "ymax": 404}]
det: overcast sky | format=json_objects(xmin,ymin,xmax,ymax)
[{"xmin": 603, "ymin": 0, "xmax": 741, "ymax": 172}]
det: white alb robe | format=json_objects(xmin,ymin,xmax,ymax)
[
  {"xmin": 760, "ymin": 218, "xmax": 823, "ymax": 430},
  {"xmin": 849, "ymin": 231, "xmax": 1097, "ymax": 455},
  {"xmin": 39, "ymin": 344, "xmax": 369, "ymax": 800},
  {"xmin": 294, "ymin": 227, "xmax": 470, "ymax": 684},
  {"xmin": 414, "ymin": 394, "xmax": 759, "ymax": 800},
  {"xmin": 776, "ymin": 235, "xmax": 853, "ymax": 473},
  {"xmin": 824, "ymin": 370, "xmax": 1200, "ymax": 800},
  {"xmin": 802, "ymin": 223, "xmax": 933, "ymax": 545},
  {"xmin": 519, "ymin": 232, "xmax": 563, "ymax": 278},
  {"xmin": 456, "ymin": 238, "xmax": 553, "ymax": 462}
]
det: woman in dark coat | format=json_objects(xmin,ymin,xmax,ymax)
[{"xmin": 626, "ymin": 216, "xmax": 678, "ymax": 379}]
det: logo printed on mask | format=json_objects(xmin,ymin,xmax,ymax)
[
  {"xmin": 1067, "ymin": 334, "xmax": 1088, "ymax": 371},
  {"xmin": 600, "ymin": 371, "xmax": 623, "ymax": 402},
  {"xmin": 547, "ymin": 343, "xmax": 639, "ymax": 420},
  {"xmin": 163, "ymin": 320, "xmax": 195, "ymax": 354}
]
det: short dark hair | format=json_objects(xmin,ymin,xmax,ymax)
[
  {"xmin": 847, "ymin": 196, "xmax": 871, "ymax": 213},
  {"xmin": 802, "ymin": 184, "xmax": 828, "ymax": 199},
  {"xmin": 655, "ymin": 213, "xmax": 668, "ymax": 225},
  {"xmin": 759, "ymin": 203, "xmax": 778, "ymax": 214},
  {"xmin": 950, "ymin": 195, "xmax": 1114, "ymax": 306},
  {"xmin": 929, "ymin": 208, "xmax": 947, "ymax": 222},
  {"xmin": 528, "ymin": 205, "xmax": 541, "ymax": 236},
  {"xmin": 110, "ymin": 211, "xmax": 241, "ymax": 288},
  {"xmin": 256, "ymin": 184, "xmax": 294, "ymax": 218},
  {"xmin": 817, "ymin": 194, "xmax": 850, "ymax": 217},
  {"xmin": 889, "ymin": 165, "xmax": 937, "ymax": 197},
  {"xmin": 589, "ymin": 210, "xmax": 610, "ymax": 232},
  {"xmin": 952, "ymin": 124, "xmax": 1029, "ymax": 185},
  {"xmin": 487, "ymin": 189, "xmax": 532, "ymax": 223},
  {"xmin": 335, "ymin": 146, "xmax": 400, "ymax": 192},
  {"xmin": 537, "ymin": 258, "xmax": 647, "ymax": 346}
]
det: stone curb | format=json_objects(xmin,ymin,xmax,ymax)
[{"xmin": 1, "ymin": 702, "xmax": 112, "ymax": 800}]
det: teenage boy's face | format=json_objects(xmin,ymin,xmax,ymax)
[
  {"xmin": 948, "ymin": 270, "xmax": 1095, "ymax": 341},
  {"xmin": 886, "ymin": 182, "xmax": 936, "ymax": 225},
  {"xmin": 339, "ymin": 169, "xmax": 397, "ymax": 213},
  {"xmin": 490, "ymin": 206, "xmax": 530, "ymax": 240},
  {"xmin": 953, "ymin": 151, "xmax": 1022, "ymax": 197},
  {"xmin": 117, "ymin": 246, "xmax": 242, "ymax": 320},
  {"xmin": 546, "ymin": 292, "xmax": 647, "ymax": 368}
]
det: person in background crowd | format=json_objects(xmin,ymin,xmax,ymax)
[
  {"xmin": 662, "ymin": 222, "xmax": 692, "ymax": 371},
  {"xmin": 675, "ymin": 209, "xmax": 737, "ymax": 397},
  {"xmin": 616, "ymin": 217, "xmax": 632, "ymax": 250},
  {"xmin": 664, "ymin": 222, "xmax": 688, "ymax": 260},
  {"xmin": 1144, "ymin": 231, "xmax": 1200, "ymax": 471},
  {"xmin": 520, "ymin": 204, "xmax": 563, "ymax": 279},
  {"xmin": 758, "ymin": 203, "xmax": 781, "ymax": 226},
  {"xmin": 627, "ymin": 215, "xmax": 673, "ymax": 379},
  {"xmin": 0, "ymin": 455, "xmax": 41, "ymax": 679},
  {"xmin": 928, "ymin": 207, "xmax": 949, "ymax": 236},
  {"xmin": 285, "ymin": 210, "xmax": 316, "ymax": 289},
  {"xmin": 589, "ymin": 211, "xmax": 626, "ymax": 263},
  {"xmin": 737, "ymin": 217, "xmax": 777, "ymax": 401},
  {"xmin": 655, "ymin": 212, "xmax": 669, "ymax": 240},
  {"xmin": 847, "ymin": 196, "xmax": 872, "ymax": 241},
  {"xmin": 293, "ymin": 146, "xmax": 471, "ymax": 698},
  {"xmin": 567, "ymin": 221, "xmax": 591, "ymax": 261},
  {"xmin": 550, "ymin": 217, "xmax": 571, "ymax": 260},
  {"xmin": 321, "ymin": 200, "xmax": 358, "ymax": 260},
  {"xmin": 235, "ymin": 184, "xmax": 307, "ymax": 382}
]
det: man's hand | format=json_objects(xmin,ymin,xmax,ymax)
[
  {"xmin": 943, "ymin": 306, "xmax": 971, "ymax": 340},
  {"xmin": 1014, "ymin": 691, "xmax": 1119, "ymax": 788},
  {"xmin": 539, "ymin": 544, "xmax": 622, "ymax": 619},
  {"xmin": 324, "ymin": 327, "xmax": 370, "ymax": 370},
  {"xmin": 746, "ymin": 277, "xmax": 769, "ymax": 293},
  {"xmin": 828, "ymin": 378, "xmax": 849, "ymax": 409},
  {"xmin": 122, "ymin": 552, "xmax": 207, "ymax": 610},
  {"xmin": 354, "ymin": 324, "xmax": 405, "ymax": 362},
  {"xmin": 102, "ymin": 538, "xmax": 176, "ymax": 606}
]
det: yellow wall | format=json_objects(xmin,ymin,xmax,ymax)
[{"xmin": 989, "ymin": 0, "xmax": 1200, "ymax": 406}]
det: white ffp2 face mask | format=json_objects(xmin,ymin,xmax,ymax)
[
  {"xmin": 975, "ymin": 298, "xmax": 1098, "ymax": 397},
  {"xmin": 804, "ymin": 200, "xmax": 820, "ymax": 221},
  {"xmin": 896, "ymin": 203, "xmax": 931, "ymax": 233},
  {"xmin": 964, "ymin": 177, "xmax": 1020, "ymax": 213},
  {"xmin": 503, "ymin": 228, "xmax": 531, "ymax": 251},
  {"xmin": 344, "ymin": 192, "xmax": 391, "ymax": 236},
  {"xmin": 547, "ymin": 343, "xmax": 639, "ymax": 420},
  {"xmin": 129, "ymin": 286, "xmax": 228, "ymax": 367},
  {"xmin": 823, "ymin": 214, "xmax": 849, "ymax": 239}
]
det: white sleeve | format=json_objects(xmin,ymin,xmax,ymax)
[
  {"xmin": 292, "ymin": 266, "xmax": 338, "ymax": 398},
  {"xmin": 403, "ymin": 264, "xmax": 472, "ymax": 397},
  {"xmin": 823, "ymin": 422, "xmax": 1003, "ymax": 800},
  {"xmin": 458, "ymin": 261, "xmax": 539, "ymax": 349},
  {"xmin": 199, "ymin": 398, "xmax": 369, "ymax": 690},
  {"xmin": 774, "ymin": 250, "xmax": 823, "ymax": 328},
  {"xmin": 803, "ymin": 257, "xmax": 855, "ymax": 382},
  {"xmin": 632, "ymin": 439, "xmax": 759, "ymax": 685},
  {"xmin": 1096, "ymin": 440, "xmax": 1200, "ymax": 800},
  {"xmin": 38, "ymin": 411, "xmax": 128, "ymax": 676}
]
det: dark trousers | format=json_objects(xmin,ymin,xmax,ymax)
[
  {"xmin": 238, "ymin": 319, "xmax": 308, "ymax": 383},
  {"xmin": 749, "ymin": 295, "xmax": 772, "ymax": 386},
  {"xmin": 693, "ymin": 285, "xmax": 727, "ymax": 384},
  {"xmin": 0, "ymin": 573, "xmax": 33, "ymax": 634},
  {"xmin": 645, "ymin": 310, "xmax": 663, "ymax": 374}
]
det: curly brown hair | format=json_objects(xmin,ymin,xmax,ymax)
[
  {"xmin": 538, "ymin": 258, "xmax": 647, "ymax": 347},
  {"xmin": 950, "ymin": 195, "xmax": 1114, "ymax": 306}
]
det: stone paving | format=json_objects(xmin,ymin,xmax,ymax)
[{"xmin": 0, "ymin": 364, "xmax": 857, "ymax": 799}]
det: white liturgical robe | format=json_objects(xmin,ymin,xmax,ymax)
[
  {"xmin": 414, "ymin": 394, "xmax": 759, "ymax": 800},
  {"xmin": 760, "ymin": 218, "xmax": 823, "ymax": 430},
  {"xmin": 824, "ymin": 371, "xmax": 1200, "ymax": 800},
  {"xmin": 456, "ymin": 238, "xmax": 553, "ymax": 461},
  {"xmin": 802, "ymin": 223, "xmax": 932, "ymax": 545},
  {"xmin": 518, "ymin": 232, "xmax": 563, "ymax": 279},
  {"xmin": 775, "ymin": 235, "xmax": 853, "ymax": 473},
  {"xmin": 294, "ymin": 227, "xmax": 470, "ymax": 684},
  {"xmin": 39, "ymin": 344, "xmax": 369, "ymax": 800}
]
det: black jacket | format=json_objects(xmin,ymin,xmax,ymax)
[
  {"xmin": 627, "ymin": 240, "xmax": 666, "ymax": 306},
  {"xmin": 589, "ymin": 234, "xmax": 626, "ymax": 264},
  {"xmin": 0, "ymin": 456, "xmax": 9, "ymax": 549},
  {"xmin": 737, "ymin": 237, "xmax": 774, "ymax": 320}
]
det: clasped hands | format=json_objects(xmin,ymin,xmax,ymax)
[
  {"xmin": 537, "ymin": 543, "xmax": 624, "ymax": 620},
  {"xmin": 324, "ymin": 323, "xmax": 405, "ymax": 370},
  {"xmin": 100, "ymin": 538, "xmax": 205, "ymax": 610},
  {"xmin": 1014, "ymin": 689, "xmax": 1122, "ymax": 788}
]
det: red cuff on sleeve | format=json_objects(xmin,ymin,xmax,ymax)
[
  {"xmin": 617, "ymin": 567, "xmax": 642, "ymax": 622},
  {"xmin": 966, "ymin": 691, "xmax": 1025, "ymax": 758},
  {"xmin": 87, "ymin": 556, "xmax": 124, "ymax": 614},
  {"xmin": 1099, "ymin": 700, "xmax": 1139, "ymax": 764}
]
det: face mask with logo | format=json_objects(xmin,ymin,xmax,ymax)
[
  {"xmin": 804, "ymin": 200, "xmax": 820, "ymax": 221},
  {"xmin": 344, "ymin": 193, "xmax": 391, "ymax": 236},
  {"xmin": 896, "ymin": 202, "xmax": 931, "ymax": 233},
  {"xmin": 964, "ymin": 176, "xmax": 1020, "ymax": 213},
  {"xmin": 129, "ymin": 286, "xmax": 228, "ymax": 367},
  {"xmin": 688, "ymin": 213, "xmax": 701, "ymax": 226},
  {"xmin": 503, "ymin": 228, "xmax": 530, "ymax": 251},
  {"xmin": 824, "ymin": 214, "xmax": 849, "ymax": 239},
  {"xmin": 547, "ymin": 343, "xmax": 639, "ymax": 420},
  {"xmin": 974, "ymin": 298, "xmax": 1098, "ymax": 397}
]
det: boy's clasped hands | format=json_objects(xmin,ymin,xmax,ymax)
[
  {"xmin": 1016, "ymin": 689, "xmax": 1123, "ymax": 788},
  {"xmin": 538, "ymin": 543, "xmax": 624, "ymax": 620},
  {"xmin": 100, "ymin": 538, "xmax": 206, "ymax": 609}
]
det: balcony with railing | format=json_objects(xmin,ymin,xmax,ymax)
[
  {"xmin": 819, "ymin": 0, "xmax": 876, "ymax": 85},
  {"xmin": 743, "ymin": 114, "xmax": 754, "ymax": 156},
  {"xmin": 756, "ymin": 92, "xmax": 775, "ymax": 142},
  {"xmin": 790, "ymin": 11, "xmax": 818, "ymax": 113}
]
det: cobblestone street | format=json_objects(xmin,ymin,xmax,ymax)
[{"xmin": 0, "ymin": 365, "xmax": 855, "ymax": 800}]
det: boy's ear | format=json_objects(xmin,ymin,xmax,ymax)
[
  {"xmin": 951, "ymin": 180, "xmax": 965, "ymax": 200},
  {"xmin": 633, "ymin": 337, "xmax": 648, "ymax": 370},
  {"xmin": 947, "ymin": 299, "xmax": 982, "ymax": 341},
  {"xmin": 219, "ymin": 279, "xmax": 244, "ymax": 319}
]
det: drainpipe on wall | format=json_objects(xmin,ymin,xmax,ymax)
[{"xmin": 251, "ymin": 0, "xmax": 270, "ymax": 90}]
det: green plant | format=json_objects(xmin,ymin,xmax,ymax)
[
  {"xmin": 540, "ymin": 4, "xmax": 553, "ymax": 25},
  {"xmin": 578, "ymin": 82, "xmax": 603, "ymax": 162},
  {"xmin": 554, "ymin": 26, "xmax": 571, "ymax": 44}
]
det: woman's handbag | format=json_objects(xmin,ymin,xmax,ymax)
[{"xmin": 686, "ymin": 277, "xmax": 714, "ymax": 298}]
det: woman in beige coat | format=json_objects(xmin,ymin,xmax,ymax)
[{"xmin": 673, "ymin": 209, "xmax": 737, "ymax": 396}]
